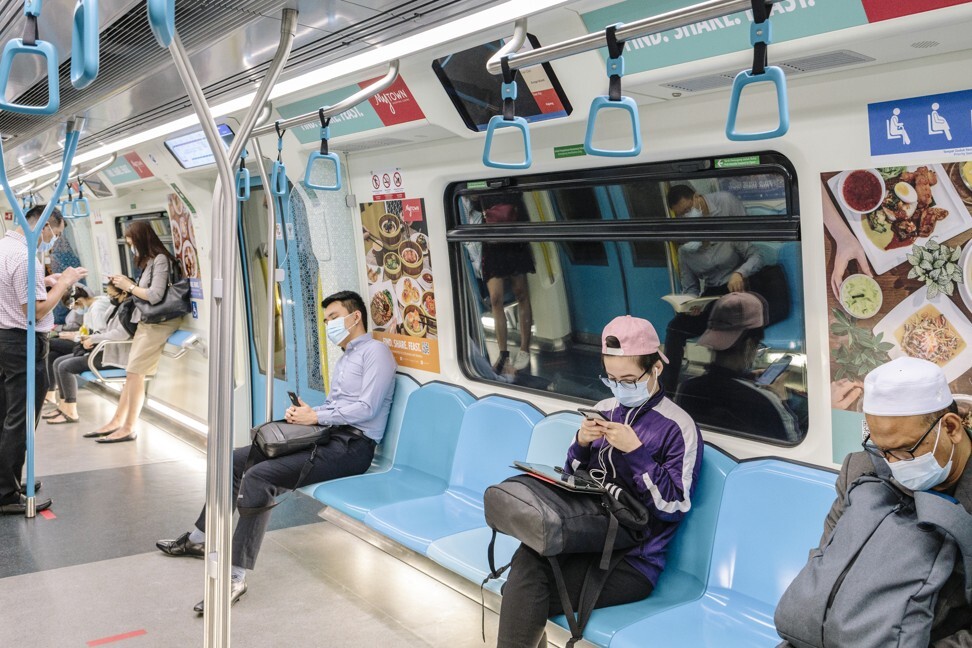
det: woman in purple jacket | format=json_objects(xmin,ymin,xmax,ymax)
[{"xmin": 497, "ymin": 316, "xmax": 703, "ymax": 648}]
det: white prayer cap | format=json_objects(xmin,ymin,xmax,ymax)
[{"xmin": 862, "ymin": 357, "xmax": 953, "ymax": 416}]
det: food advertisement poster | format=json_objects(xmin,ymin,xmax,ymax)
[
  {"xmin": 166, "ymin": 192, "xmax": 203, "ymax": 299},
  {"xmin": 360, "ymin": 198, "xmax": 439, "ymax": 372},
  {"xmin": 823, "ymin": 160, "xmax": 972, "ymax": 462}
]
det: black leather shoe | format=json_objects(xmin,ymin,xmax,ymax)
[
  {"xmin": 0, "ymin": 495, "xmax": 52, "ymax": 515},
  {"xmin": 194, "ymin": 580, "xmax": 246, "ymax": 614},
  {"xmin": 156, "ymin": 532, "xmax": 204, "ymax": 558}
]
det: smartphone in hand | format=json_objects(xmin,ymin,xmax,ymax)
[
  {"xmin": 287, "ymin": 391, "xmax": 301, "ymax": 407},
  {"xmin": 577, "ymin": 407, "xmax": 608, "ymax": 422},
  {"xmin": 756, "ymin": 355, "xmax": 793, "ymax": 386}
]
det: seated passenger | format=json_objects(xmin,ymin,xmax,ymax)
[
  {"xmin": 44, "ymin": 285, "xmax": 136, "ymax": 425},
  {"xmin": 661, "ymin": 185, "xmax": 763, "ymax": 395},
  {"xmin": 675, "ymin": 292, "xmax": 800, "ymax": 444},
  {"xmin": 497, "ymin": 316, "xmax": 702, "ymax": 648},
  {"xmin": 156, "ymin": 290, "xmax": 397, "ymax": 613},
  {"xmin": 777, "ymin": 357, "xmax": 972, "ymax": 646}
]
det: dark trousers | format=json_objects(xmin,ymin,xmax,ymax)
[
  {"xmin": 195, "ymin": 429, "xmax": 376, "ymax": 570},
  {"xmin": 497, "ymin": 545, "xmax": 653, "ymax": 648},
  {"xmin": 661, "ymin": 285, "xmax": 729, "ymax": 395},
  {"xmin": 0, "ymin": 329, "xmax": 49, "ymax": 504},
  {"xmin": 46, "ymin": 337, "xmax": 75, "ymax": 394}
]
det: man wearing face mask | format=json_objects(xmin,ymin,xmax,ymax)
[
  {"xmin": 156, "ymin": 290, "xmax": 396, "ymax": 611},
  {"xmin": 661, "ymin": 185, "xmax": 764, "ymax": 395},
  {"xmin": 0, "ymin": 205, "xmax": 87, "ymax": 514},
  {"xmin": 779, "ymin": 357, "xmax": 971, "ymax": 647}
]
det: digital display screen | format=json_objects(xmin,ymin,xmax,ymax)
[
  {"xmin": 432, "ymin": 34, "xmax": 572, "ymax": 132},
  {"xmin": 164, "ymin": 123, "xmax": 235, "ymax": 169}
]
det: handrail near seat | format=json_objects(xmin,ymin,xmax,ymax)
[
  {"xmin": 0, "ymin": 0, "xmax": 60, "ymax": 114},
  {"xmin": 725, "ymin": 0, "xmax": 789, "ymax": 141}
]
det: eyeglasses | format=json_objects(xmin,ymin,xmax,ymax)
[
  {"xmin": 755, "ymin": 342, "xmax": 769, "ymax": 359},
  {"xmin": 600, "ymin": 369, "xmax": 648, "ymax": 391},
  {"xmin": 861, "ymin": 415, "xmax": 942, "ymax": 462}
]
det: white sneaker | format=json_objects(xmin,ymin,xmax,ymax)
[{"xmin": 512, "ymin": 349, "xmax": 530, "ymax": 371}]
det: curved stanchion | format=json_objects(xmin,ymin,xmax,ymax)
[
  {"xmin": 270, "ymin": 122, "xmax": 288, "ymax": 197},
  {"xmin": 71, "ymin": 0, "xmax": 99, "ymax": 89},
  {"xmin": 726, "ymin": 1, "xmax": 789, "ymax": 141},
  {"xmin": 147, "ymin": 0, "xmax": 175, "ymax": 48},
  {"xmin": 584, "ymin": 24, "xmax": 642, "ymax": 157},
  {"xmin": 482, "ymin": 57, "xmax": 532, "ymax": 170},
  {"xmin": 304, "ymin": 109, "xmax": 341, "ymax": 191},
  {"xmin": 0, "ymin": 1, "xmax": 59, "ymax": 114},
  {"xmin": 0, "ymin": 126, "xmax": 81, "ymax": 515}
]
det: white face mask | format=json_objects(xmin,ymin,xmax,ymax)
[
  {"xmin": 886, "ymin": 419, "xmax": 955, "ymax": 491},
  {"xmin": 325, "ymin": 313, "xmax": 354, "ymax": 346},
  {"xmin": 683, "ymin": 207, "xmax": 703, "ymax": 219},
  {"xmin": 681, "ymin": 241, "xmax": 703, "ymax": 253}
]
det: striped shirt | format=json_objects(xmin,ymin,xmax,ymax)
[{"xmin": 0, "ymin": 231, "xmax": 53, "ymax": 332}]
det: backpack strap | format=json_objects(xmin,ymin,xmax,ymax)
[
  {"xmin": 549, "ymin": 551, "xmax": 627, "ymax": 648},
  {"xmin": 480, "ymin": 529, "xmax": 513, "ymax": 642},
  {"xmin": 915, "ymin": 490, "xmax": 972, "ymax": 605}
]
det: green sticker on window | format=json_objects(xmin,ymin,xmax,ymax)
[
  {"xmin": 715, "ymin": 155, "xmax": 760, "ymax": 169},
  {"xmin": 466, "ymin": 181, "xmax": 488, "ymax": 189},
  {"xmin": 554, "ymin": 144, "xmax": 587, "ymax": 159}
]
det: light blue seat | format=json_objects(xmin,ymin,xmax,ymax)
[
  {"xmin": 298, "ymin": 373, "xmax": 419, "ymax": 496},
  {"xmin": 426, "ymin": 412, "xmax": 583, "ymax": 592},
  {"xmin": 763, "ymin": 241, "xmax": 804, "ymax": 351},
  {"xmin": 365, "ymin": 396, "xmax": 543, "ymax": 554},
  {"xmin": 610, "ymin": 460, "xmax": 836, "ymax": 648},
  {"xmin": 79, "ymin": 329, "xmax": 200, "ymax": 384},
  {"xmin": 549, "ymin": 444, "xmax": 737, "ymax": 647},
  {"xmin": 312, "ymin": 382, "xmax": 474, "ymax": 520}
]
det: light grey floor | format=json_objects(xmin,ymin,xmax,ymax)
[{"xmin": 1, "ymin": 389, "xmax": 501, "ymax": 647}]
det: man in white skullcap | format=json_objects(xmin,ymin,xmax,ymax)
[{"xmin": 785, "ymin": 357, "xmax": 972, "ymax": 646}]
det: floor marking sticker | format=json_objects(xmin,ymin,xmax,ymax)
[
  {"xmin": 86, "ymin": 629, "xmax": 148, "ymax": 646},
  {"xmin": 39, "ymin": 510, "xmax": 55, "ymax": 520}
]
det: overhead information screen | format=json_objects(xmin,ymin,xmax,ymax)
[
  {"xmin": 165, "ymin": 123, "xmax": 235, "ymax": 169},
  {"xmin": 432, "ymin": 34, "xmax": 571, "ymax": 132}
]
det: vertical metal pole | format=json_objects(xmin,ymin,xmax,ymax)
[
  {"xmin": 161, "ymin": 10, "xmax": 297, "ymax": 647},
  {"xmin": 251, "ymin": 139, "xmax": 278, "ymax": 420},
  {"xmin": 0, "ymin": 125, "xmax": 81, "ymax": 518}
]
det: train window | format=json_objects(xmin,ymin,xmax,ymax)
[{"xmin": 448, "ymin": 154, "xmax": 808, "ymax": 446}]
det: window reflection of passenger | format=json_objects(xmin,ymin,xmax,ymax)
[
  {"xmin": 470, "ymin": 195, "xmax": 535, "ymax": 374},
  {"xmin": 661, "ymin": 185, "xmax": 764, "ymax": 394},
  {"xmin": 674, "ymin": 293, "xmax": 800, "ymax": 444}
]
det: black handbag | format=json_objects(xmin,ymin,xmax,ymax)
[
  {"xmin": 249, "ymin": 421, "xmax": 332, "ymax": 458},
  {"xmin": 133, "ymin": 262, "xmax": 191, "ymax": 324}
]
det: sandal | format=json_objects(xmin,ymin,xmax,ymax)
[
  {"xmin": 42, "ymin": 409, "xmax": 65, "ymax": 420},
  {"xmin": 46, "ymin": 412, "xmax": 79, "ymax": 425}
]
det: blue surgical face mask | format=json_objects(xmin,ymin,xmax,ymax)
[
  {"xmin": 39, "ymin": 224, "xmax": 58, "ymax": 253},
  {"xmin": 887, "ymin": 420, "xmax": 955, "ymax": 491},
  {"xmin": 609, "ymin": 369, "xmax": 660, "ymax": 408},
  {"xmin": 326, "ymin": 313, "xmax": 354, "ymax": 346}
]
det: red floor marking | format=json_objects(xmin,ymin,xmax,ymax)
[
  {"xmin": 86, "ymin": 629, "xmax": 148, "ymax": 646},
  {"xmin": 39, "ymin": 510, "xmax": 55, "ymax": 520}
]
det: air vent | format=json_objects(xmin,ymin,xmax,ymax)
[
  {"xmin": 663, "ymin": 49, "xmax": 875, "ymax": 93},
  {"xmin": 336, "ymin": 137, "xmax": 413, "ymax": 153},
  {"xmin": 779, "ymin": 49, "xmax": 874, "ymax": 73},
  {"xmin": 911, "ymin": 40, "xmax": 940, "ymax": 49}
]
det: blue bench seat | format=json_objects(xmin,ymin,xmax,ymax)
[
  {"xmin": 364, "ymin": 396, "xmax": 542, "ymax": 554},
  {"xmin": 313, "ymin": 382, "xmax": 474, "ymax": 520}
]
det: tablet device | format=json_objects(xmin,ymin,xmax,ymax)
[{"xmin": 512, "ymin": 461, "xmax": 604, "ymax": 493}]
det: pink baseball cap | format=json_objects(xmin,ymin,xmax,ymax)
[{"xmin": 602, "ymin": 316, "xmax": 668, "ymax": 363}]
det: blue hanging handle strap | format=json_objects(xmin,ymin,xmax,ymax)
[
  {"xmin": 584, "ymin": 24, "xmax": 642, "ymax": 158},
  {"xmin": 482, "ymin": 57, "xmax": 532, "ymax": 170},
  {"xmin": 236, "ymin": 150, "xmax": 251, "ymax": 201},
  {"xmin": 71, "ymin": 0, "xmax": 100, "ymax": 89},
  {"xmin": 270, "ymin": 121, "xmax": 288, "ymax": 197},
  {"xmin": 147, "ymin": 0, "xmax": 175, "ymax": 48},
  {"xmin": 0, "ymin": 0, "xmax": 59, "ymax": 115},
  {"xmin": 304, "ymin": 109, "xmax": 342, "ymax": 191},
  {"xmin": 71, "ymin": 178, "xmax": 91, "ymax": 217},
  {"xmin": 726, "ymin": 0, "xmax": 789, "ymax": 141}
]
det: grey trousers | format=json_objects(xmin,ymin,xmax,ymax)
[
  {"xmin": 52, "ymin": 353, "xmax": 104, "ymax": 403},
  {"xmin": 195, "ymin": 429, "xmax": 375, "ymax": 570}
]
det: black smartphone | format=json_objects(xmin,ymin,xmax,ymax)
[
  {"xmin": 577, "ymin": 407, "xmax": 607, "ymax": 422},
  {"xmin": 287, "ymin": 391, "xmax": 300, "ymax": 407},
  {"xmin": 756, "ymin": 355, "xmax": 793, "ymax": 386}
]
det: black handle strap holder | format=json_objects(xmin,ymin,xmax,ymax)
[
  {"xmin": 500, "ymin": 55, "xmax": 518, "ymax": 122},
  {"xmin": 605, "ymin": 24, "xmax": 626, "ymax": 102},
  {"xmin": 750, "ymin": 0, "xmax": 774, "ymax": 76},
  {"xmin": 23, "ymin": 11, "xmax": 38, "ymax": 47},
  {"xmin": 318, "ymin": 108, "xmax": 331, "ymax": 156},
  {"xmin": 274, "ymin": 120, "xmax": 285, "ymax": 163}
]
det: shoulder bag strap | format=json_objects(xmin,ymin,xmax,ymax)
[{"xmin": 237, "ymin": 443, "xmax": 319, "ymax": 517}]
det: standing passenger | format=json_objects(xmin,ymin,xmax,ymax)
[
  {"xmin": 0, "ymin": 205, "xmax": 87, "ymax": 514},
  {"xmin": 156, "ymin": 291, "xmax": 397, "ymax": 612},
  {"xmin": 497, "ymin": 316, "xmax": 702, "ymax": 647},
  {"xmin": 88, "ymin": 221, "xmax": 182, "ymax": 443}
]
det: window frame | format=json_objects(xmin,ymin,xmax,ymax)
[{"xmin": 445, "ymin": 152, "xmax": 803, "ymax": 444}]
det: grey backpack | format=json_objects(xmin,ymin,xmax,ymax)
[{"xmin": 775, "ymin": 459, "xmax": 972, "ymax": 648}]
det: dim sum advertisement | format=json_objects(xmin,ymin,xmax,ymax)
[
  {"xmin": 166, "ymin": 190, "xmax": 203, "ymax": 299},
  {"xmin": 823, "ymin": 161, "xmax": 972, "ymax": 462},
  {"xmin": 360, "ymin": 197, "xmax": 440, "ymax": 373}
]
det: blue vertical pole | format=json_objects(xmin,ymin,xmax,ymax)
[{"xmin": 0, "ymin": 126, "xmax": 80, "ymax": 516}]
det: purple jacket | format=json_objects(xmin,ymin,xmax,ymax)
[{"xmin": 565, "ymin": 389, "xmax": 703, "ymax": 585}]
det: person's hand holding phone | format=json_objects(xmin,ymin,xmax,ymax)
[
  {"xmin": 577, "ymin": 417, "xmax": 605, "ymax": 447},
  {"xmin": 285, "ymin": 393, "xmax": 317, "ymax": 425}
]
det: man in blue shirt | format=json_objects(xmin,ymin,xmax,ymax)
[{"xmin": 156, "ymin": 290, "xmax": 396, "ymax": 612}]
